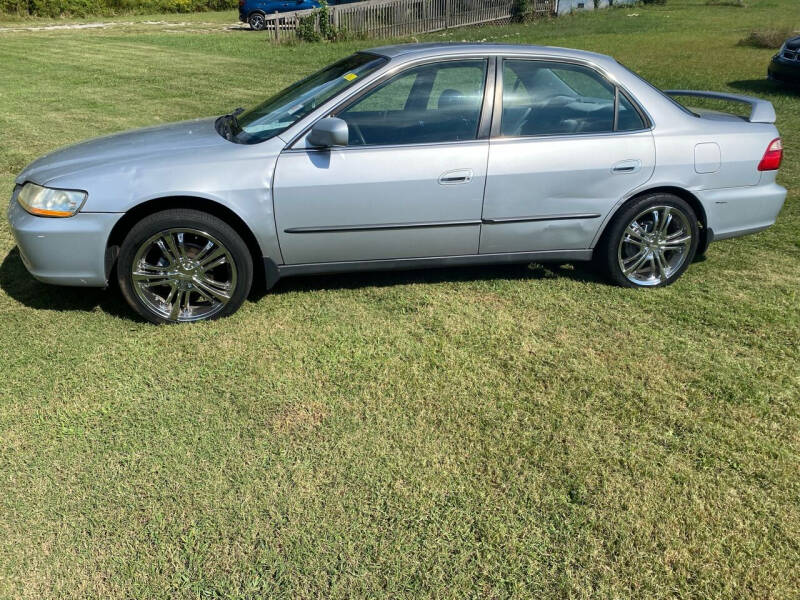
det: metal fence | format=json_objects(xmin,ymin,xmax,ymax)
[{"xmin": 262, "ymin": 0, "xmax": 557, "ymax": 42}]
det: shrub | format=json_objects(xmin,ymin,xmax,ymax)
[
  {"xmin": 296, "ymin": 10, "xmax": 321, "ymax": 42},
  {"xmin": 738, "ymin": 28, "xmax": 797, "ymax": 49},
  {"xmin": 2, "ymin": 0, "xmax": 238, "ymax": 17},
  {"xmin": 296, "ymin": 1, "xmax": 344, "ymax": 43},
  {"xmin": 510, "ymin": 0, "xmax": 530, "ymax": 23},
  {"xmin": 0, "ymin": 0, "xmax": 27, "ymax": 14},
  {"xmin": 641, "ymin": 0, "xmax": 667, "ymax": 5},
  {"xmin": 706, "ymin": 0, "xmax": 745, "ymax": 6}
]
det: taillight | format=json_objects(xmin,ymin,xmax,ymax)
[
  {"xmin": 239, "ymin": 0, "xmax": 244, "ymax": 5},
  {"xmin": 758, "ymin": 138, "xmax": 783, "ymax": 171}
]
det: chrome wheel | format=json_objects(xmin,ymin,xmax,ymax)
[
  {"xmin": 617, "ymin": 205, "xmax": 693, "ymax": 286},
  {"xmin": 249, "ymin": 13, "xmax": 265, "ymax": 30},
  {"xmin": 131, "ymin": 228, "xmax": 237, "ymax": 322}
]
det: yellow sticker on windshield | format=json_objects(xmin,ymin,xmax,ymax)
[{"xmin": 343, "ymin": 73, "xmax": 358, "ymax": 81}]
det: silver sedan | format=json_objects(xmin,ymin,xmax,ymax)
[{"xmin": 8, "ymin": 43, "xmax": 787, "ymax": 323}]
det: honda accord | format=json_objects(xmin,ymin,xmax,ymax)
[{"xmin": 8, "ymin": 44, "xmax": 787, "ymax": 323}]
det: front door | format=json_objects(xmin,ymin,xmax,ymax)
[
  {"xmin": 480, "ymin": 58, "xmax": 656, "ymax": 254},
  {"xmin": 273, "ymin": 58, "xmax": 491, "ymax": 265}
]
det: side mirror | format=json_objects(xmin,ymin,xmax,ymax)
[{"xmin": 307, "ymin": 117, "xmax": 349, "ymax": 148}]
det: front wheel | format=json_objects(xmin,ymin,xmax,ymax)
[
  {"xmin": 599, "ymin": 193, "xmax": 699, "ymax": 288},
  {"xmin": 117, "ymin": 209, "xmax": 253, "ymax": 324},
  {"xmin": 248, "ymin": 12, "xmax": 266, "ymax": 30}
]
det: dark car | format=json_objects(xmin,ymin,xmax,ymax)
[
  {"xmin": 768, "ymin": 35, "xmax": 800, "ymax": 85},
  {"xmin": 239, "ymin": 0, "xmax": 320, "ymax": 30}
]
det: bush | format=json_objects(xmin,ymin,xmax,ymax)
[
  {"xmin": 0, "ymin": 0, "xmax": 27, "ymax": 15},
  {"xmin": 296, "ymin": 1, "xmax": 345, "ymax": 43},
  {"xmin": 296, "ymin": 10, "xmax": 321, "ymax": 42},
  {"xmin": 1, "ymin": 0, "xmax": 237, "ymax": 17},
  {"xmin": 510, "ymin": 0, "xmax": 530, "ymax": 23},
  {"xmin": 641, "ymin": 0, "xmax": 667, "ymax": 5}
]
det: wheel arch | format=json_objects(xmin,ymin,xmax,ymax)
[
  {"xmin": 106, "ymin": 196, "xmax": 267, "ymax": 290},
  {"xmin": 594, "ymin": 186, "xmax": 710, "ymax": 253}
]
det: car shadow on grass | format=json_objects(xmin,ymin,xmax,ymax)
[
  {"xmin": 0, "ymin": 247, "xmax": 137, "ymax": 321},
  {"xmin": 1, "ymin": 246, "xmax": 603, "ymax": 316},
  {"xmin": 728, "ymin": 79, "xmax": 799, "ymax": 96},
  {"xmin": 261, "ymin": 261, "xmax": 603, "ymax": 297}
]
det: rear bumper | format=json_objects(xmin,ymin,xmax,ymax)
[
  {"xmin": 768, "ymin": 57, "xmax": 800, "ymax": 84},
  {"xmin": 8, "ymin": 197, "xmax": 122, "ymax": 287},
  {"xmin": 697, "ymin": 182, "xmax": 786, "ymax": 242}
]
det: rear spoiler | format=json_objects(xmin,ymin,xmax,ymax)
[{"xmin": 665, "ymin": 90, "xmax": 776, "ymax": 124}]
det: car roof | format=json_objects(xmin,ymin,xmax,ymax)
[{"xmin": 364, "ymin": 42, "xmax": 612, "ymax": 63}]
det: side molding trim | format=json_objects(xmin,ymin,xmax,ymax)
[
  {"xmin": 285, "ymin": 214, "xmax": 601, "ymax": 234},
  {"xmin": 284, "ymin": 220, "xmax": 481, "ymax": 234},
  {"xmin": 482, "ymin": 213, "xmax": 601, "ymax": 224}
]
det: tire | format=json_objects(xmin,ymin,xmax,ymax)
[
  {"xmin": 117, "ymin": 209, "xmax": 253, "ymax": 324},
  {"xmin": 599, "ymin": 193, "xmax": 699, "ymax": 288},
  {"xmin": 248, "ymin": 11, "xmax": 266, "ymax": 30}
]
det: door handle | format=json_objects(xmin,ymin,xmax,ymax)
[
  {"xmin": 439, "ymin": 169, "xmax": 473, "ymax": 185},
  {"xmin": 612, "ymin": 160, "xmax": 642, "ymax": 174}
]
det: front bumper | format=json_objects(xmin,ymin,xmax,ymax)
[
  {"xmin": 8, "ymin": 195, "xmax": 122, "ymax": 287},
  {"xmin": 768, "ymin": 56, "xmax": 800, "ymax": 84}
]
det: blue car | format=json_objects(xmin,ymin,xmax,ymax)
[{"xmin": 239, "ymin": 0, "xmax": 321, "ymax": 30}]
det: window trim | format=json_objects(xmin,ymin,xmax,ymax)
[
  {"xmin": 491, "ymin": 57, "xmax": 652, "ymax": 140},
  {"xmin": 287, "ymin": 55, "xmax": 496, "ymax": 151}
]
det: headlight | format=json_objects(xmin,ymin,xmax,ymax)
[{"xmin": 17, "ymin": 183, "xmax": 87, "ymax": 217}]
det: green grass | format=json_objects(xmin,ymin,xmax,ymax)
[{"xmin": 1, "ymin": 1, "xmax": 799, "ymax": 598}]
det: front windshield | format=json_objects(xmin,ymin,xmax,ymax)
[{"xmin": 227, "ymin": 53, "xmax": 388, "ymax": 144}]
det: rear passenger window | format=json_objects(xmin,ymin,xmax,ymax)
[
  {"xmin": 501, "ymin": 60, "xmax": 645, "ymax": 137},
  {"xmin": 617, "ymin": 91, "xmax": 646, "ymax": 131},
  {"xmin": 337, "ymin": 60, "xmax": 487, "ymax": 146}
]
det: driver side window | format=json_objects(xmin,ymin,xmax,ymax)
[
  {"xmin": 337, "ymin": 59, "xmax": 487, "ymax": 147},
  {"xmin": 501, "ymin": 60, "xmax": 645, "ymax": 137}
]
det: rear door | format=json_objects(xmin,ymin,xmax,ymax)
[
  {"xmin": 480, "ymin": 58, "xmax": 656, "ymax": 254},
  {"xmin": 273, "ymin": 57, "xmax": 493, "ymax": 265}
]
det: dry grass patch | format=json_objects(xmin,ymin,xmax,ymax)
[
  {"xmin": 269, "ymin": 401, "xmax": 329, "ymax": 434},
  {"xmin": 738, "ymin": 28, "xmax": 797, "ymax": 49}
]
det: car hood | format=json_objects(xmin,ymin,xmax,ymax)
[{"xmin": 16, "ymin": 117, "xmax": 227, "ymax": 186}]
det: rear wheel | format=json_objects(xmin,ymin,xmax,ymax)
[
  {"xmin": 600, "ymin": 193, "xmax": 699, "ymax": 288},
  {"xmin": 248, "ymin": 11, "xmax": 266, "ymax": 30},
  {"xmin": 117, "ymin": 209, "xmax": 253, "ymax": 324}
]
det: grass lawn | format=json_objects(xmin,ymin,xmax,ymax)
[{"xmin": 0, "ymin": 0, "xmax": 798, "ymax": 597}]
